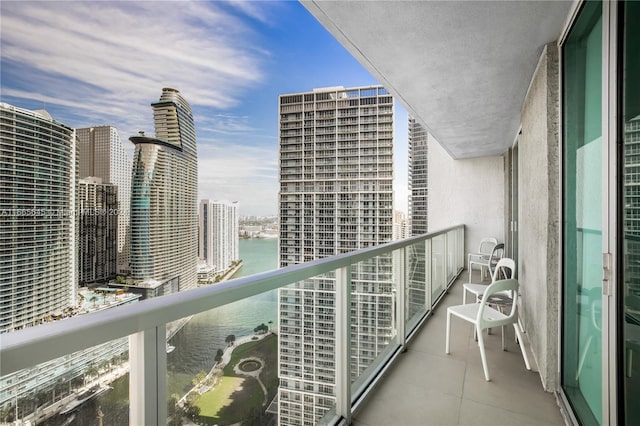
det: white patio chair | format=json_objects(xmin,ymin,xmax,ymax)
[
  {"xmin": 446, "ymin": 278, "xmax": 531, "ymax": 381},
  {"xmin": 463, "ymin": 257, "xmax": 516, "ymax": 304},
  {"xmin": 467, "ymin": 238, "xmax": 498, "ymax": 282}
]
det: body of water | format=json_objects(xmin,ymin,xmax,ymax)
[
  {"xmin": 54, "ymin": 238, "xmax": 278, "ymax": 425},
  {"xmin": 167, "ymin": 238, "xmax": 279, "ymax": 395}
]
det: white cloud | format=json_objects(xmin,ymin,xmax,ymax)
[
  {"xmin": 1, "ymin": 1, "xmax": 267, "ymax": 137},
  {"xmin": 197, "ymin": 142, "xmax": 278, "ymax": 215}
]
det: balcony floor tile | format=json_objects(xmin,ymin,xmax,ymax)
[{"xmin": 353, "ymin": 272, "xmax": 565, "ymax": 426}]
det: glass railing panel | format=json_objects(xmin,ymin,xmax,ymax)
[
  {"xmin": 0, "ymin": 226, "xmax": 466, "ymax": 426},
  {"xmin": 350, "ymin": 253, "xmax": 398, "ymax": 396},
  {"xmin": 166, "ymin": 291, "xmax": 278, "ymax": 426},
  {"xmin": 0, "ymin": 337, "xmax": 130, "ymax": 425},
  {"xmin": 431, "ymin": 234, "xmax": 446, "ymax": 304},
  {"xmin": 278, "ymin": 272, "xmax": 338, "ymax": 426},
  {"xmin": 405, "ymin": 240, "xmax": 428, "ymax": 332}
]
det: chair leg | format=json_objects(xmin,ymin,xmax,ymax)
[
  {"xmin": 468, "ymin": 263, "xmax": 472, "ymax": 282},
  {"xmin": 514, "ymin": 323, "xmax": 531, "ymax": 371},
  {"xmin": 477, "ymin": 326, "xmax": 490, "ymax": 381},
  {"xmin": 463, "ymin": 288, "xmax": 467, "ymax": 304},
  {"xmin": 445, "ymin": 311, "xmax": 451, "ymax": 354},
  {"xmin": 501, "ymin": 325, "xmax": 506, "ymax": 351}
]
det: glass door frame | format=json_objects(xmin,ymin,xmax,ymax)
[
  {"xmin": 603, "ymin": 1, "xmax": 619, "ymax": 424},
  {"xmin": 558, "ymin": 0, "xmax": 620, "ymax": 424}
]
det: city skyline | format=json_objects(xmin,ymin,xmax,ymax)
[{"xmin": 0, "ymin": 1, "xmax": 409, "ymax": 216}]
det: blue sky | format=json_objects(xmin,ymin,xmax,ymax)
[{"xmin": 1, "ymin": 0, "xmax": 408, "ymax": 216}]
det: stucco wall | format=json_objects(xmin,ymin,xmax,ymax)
[
  {"xmin": 518, "ymin": 43, "xmax": 560, "ymax": 391},
  {"xmin": 428, "ymin": 134, "xmax": 505, "ymax": 256}
]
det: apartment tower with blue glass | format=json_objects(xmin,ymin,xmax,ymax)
[
  {"xmin": 129, "ymin": 88, "xmax": 198, "ymax": 297},
  {"xmin": 0, "ymin": 103, "xmax": 77, "ymax": 332}
]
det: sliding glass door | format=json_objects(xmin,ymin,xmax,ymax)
[
  {"xmin": 562, "ymin": 2, "xmax": 603, "ymax": 425},
  {"xmin": 620, "ymin": 2, "xmax": 640, "ymax": 424}
]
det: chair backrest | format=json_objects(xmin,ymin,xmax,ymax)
[
  {"xmin": 490, "ymin": 257, "xmax": 515, "ymax": 282},
  {"xmin": 478, "ymin": 237, "xmax": 498, "ymax": 255},
  {"xmin": 476, "ymin": 279, "xmax": 519, "ymax": 328},
  {"xmin": 491, "ymin": 243, "xmax": 505, "ymax": 260}
]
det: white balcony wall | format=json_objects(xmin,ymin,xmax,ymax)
[
  {"xmin": 428, "ymin": 133, "xmax": 505, "ymax": 255},
  {"xmin": 518, "ymin": 43, "xmax": 560, "ymax": 392}
]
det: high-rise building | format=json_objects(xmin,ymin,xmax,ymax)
[
  {"xmin": 406, "ymin": 117, "xmax": 430, "ymax": 321},
  {"xmin": 199, "ymin": 199, "xmax": 240, "ymax": 273},
  {"xmin": 624, "ymin": 114, "xmax": 640, "ymax": 295},
  {"xmin": 277, "ymin": 86, "xmax": 394, "ymax": 425},
  {"xmin": 77, "ymin": 126, "xmax": 132, "ymax": 274},
  {"xmin": 0, "ymin": 103, "xmax": 76, "ymax": 332},
  {"xmin": 392, "ymin": 209, "xmax": 410, "ymax": 240},
  {"xmin": 408, "ymin": 116, "xmax": 428, "ymax": 236},
  {"xmin": 77, "ymin": 177, "xmax": 117, "ymax": 285},
  {"xmin": 129, "ymin": 88, "xmax": 198, "ymax": 297}
]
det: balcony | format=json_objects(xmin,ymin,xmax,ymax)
[
  {"xmin": 352, "ymin": 275, "xmax": 564, "ymax": 426},
  {"xmin": 0, "ymin": 225, "xmax": 566, "ymax": 425}
]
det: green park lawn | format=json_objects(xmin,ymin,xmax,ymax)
[
  {"xmin": 196, "ymin": 376, "xmax": 245, "ymax": 417},
  {"xmin": 195, "ymin": 334, "xmax": 278, "ymax": 425}
]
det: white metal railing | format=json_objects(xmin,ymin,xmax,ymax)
[{"xmin": 0, "ymin": 225, "xmax": 464, "ymax": 425}]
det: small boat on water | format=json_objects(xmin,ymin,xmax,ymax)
[{"xmin": 166, "ymin": 344, "xmax": 175, "ymax": 353}]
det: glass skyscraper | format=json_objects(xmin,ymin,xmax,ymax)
[
  {"xmin": 129, "ymin": 88, "xmax": 198, "ymax": 297},
  {"xmin": 199, "ymin": 199, "xmax": 239, "ymax": 273},
  {"xmin": 77, "ymin": 177, "xmax": 118, "ymax": 285},
  {"xmin": 76, "ymin": 126, "xmax": 132, "ymax": 274},
  {"xmin": 277, "ymin": 86, "xmax": 394, "ymax": 425},
  {"xmin": 0, "ymin": 103, "xmax": 76, "ymax": 332},
  {"xmin": 408, "ymin": 116, "xmax": 429, "ymax": 236}
]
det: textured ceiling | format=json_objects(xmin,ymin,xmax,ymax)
[{"xmin": 302, "ymin": 0, "xmax": 573, "ymax": 159}]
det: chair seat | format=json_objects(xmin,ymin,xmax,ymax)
[
  {"xmin": 448, "ymin": 303, "xmax": 508, "ymax": 323},
  {"xmin": 468, "ymin": 252, "xmax": 491, "ymax": 261},
  {"xmin": 463, "ymin": 283, "xmax": 488, "ymax": 296}
]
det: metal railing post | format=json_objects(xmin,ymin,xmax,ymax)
[
  {"xmin": 129, "ymin": 325, "xmax": 167, "ymax": 425},
  {"xmin": 335, "ymin": 265, "xmax": 352, "ymax": 423},
  {"xmin": 394, "ymin": 248, "xmax": 406, "ymax": 347},
  {"xmin": 425, "ymin": 238, "xmax": 433, "ymax": 310}
]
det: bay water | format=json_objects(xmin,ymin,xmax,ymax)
[{"xmin": 60, "ymin": 238, "xmax": 278, "ymax": 425}]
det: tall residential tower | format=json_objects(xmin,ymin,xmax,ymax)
[
  {"xmin": 408, "ymin": 116, "xmax": 429, "ymax": 236},
  {"xmin": 277, "ymin": 86, "xmax": 394, "ymax": 425},
  {"xmin": 77, "ymin": 177, "xmax": 118, "ymax": 285},
  {"xmin": 199, "ymin": 199, "xmax": 240, "ymax": 273},
  {"xmin": 0, "ymin": 103, "xmax": 76, "ymax": 332},
  {"xmin": 77, "ymin": 126, "xmax": 132, "ymax": 274},
  {"xmin": 129, "ymin": 88, "xmax": 198, "ymax": 297}
]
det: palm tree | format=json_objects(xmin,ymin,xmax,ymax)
[
  {"xmin": 86, "ymin": 364, "xmax": 99, "ymax": 382},
  {"xmin": 268, "ymin": 320, "xmax": 274, "ymax": 333}
]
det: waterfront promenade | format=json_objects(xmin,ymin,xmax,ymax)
[{"xmin": 178, "ymin": 331, "xmax": 272, "ymax": 405}]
